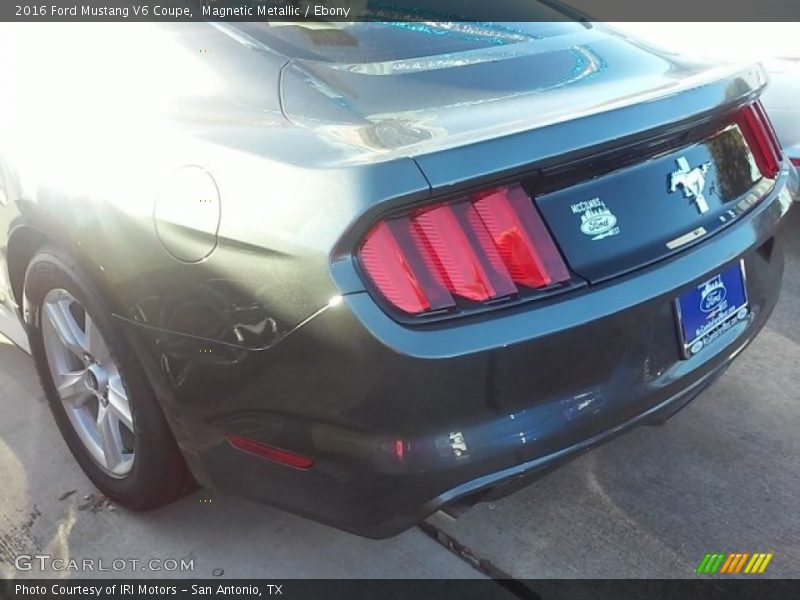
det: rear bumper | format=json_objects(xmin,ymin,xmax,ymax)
[{"xmin": 121, "ymin": 165, "xmax": 796, "ymax": 538}]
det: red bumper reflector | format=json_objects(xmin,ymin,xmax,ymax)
[
  {"xmin": 226, "ymin": 434, "xmax": 314, "ymax": 470},
  {"xmin": 394, "ymin": 439, "xmax": 405, "ymax": 461}
]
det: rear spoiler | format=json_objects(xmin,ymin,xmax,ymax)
[{"xmin": 414, "ymin": 63, "xmax": 770, "ymax": 190}]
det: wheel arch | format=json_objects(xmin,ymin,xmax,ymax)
[
  {"xmin": 8, "ymin": 218, "xmax": 124, "ymax": 320},
  {"xmin": 7, "ymin": 224, "xmax": 50, "ymax": 312},
  {"xmin": 15, "ymin": 222, "xmax": 204, "ymax": 490}
]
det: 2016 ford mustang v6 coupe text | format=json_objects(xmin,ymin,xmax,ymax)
[{"xmin": 0, "ymin": 18, "xmax": 796, "ymax": 538}]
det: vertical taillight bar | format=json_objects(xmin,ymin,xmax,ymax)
[
  {"xmin": 753, "ymin": 101, "xmax": 783, "ymax": 163},
  {"xmin": 473, "ymin": 186, "xmax": 571, "ymax": 288},
  {"xmin": 360, "ymin": 220, "xmax": 454, "ymax": 314},
  {"xmin": 413, "ymin": 203, "xmax": 516, "ymax": 302},
  {"xmin": 737, "ymin": 102, "xmax": 783, "ymax": 179}
]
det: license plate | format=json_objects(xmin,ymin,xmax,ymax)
[{"xmin": 675, "ymin": 261, "xmax": 750, "ymax": 357}]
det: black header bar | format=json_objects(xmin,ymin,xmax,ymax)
[{"xmin": 3, "ymin": 0, "xmax": 800, "ymax": 22}]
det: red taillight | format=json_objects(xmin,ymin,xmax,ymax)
[
  {"xmin": 753, "ymin": 101, "xmax": 783, "ymax": 163},
  {"xmin": 226, "ymin": 434, "xmax": 314, "ymax": 470},
  {"xmin": 791, "ymin": 157, "xmax": 800, "ymax": 168},
  {"xmin": 736, "ymin": 102, "xmax": 783, "ymax": 179},
  {"xmin": 413, "ymin": 202, "xmax": 516, "ymax": 302},
  {"xmin": 358, "ymin": 184, "xmax": 571, "ymax": 315},
  {"xmin": 360, "ymin": 219, "xmax": 455, "ymax": 314}
]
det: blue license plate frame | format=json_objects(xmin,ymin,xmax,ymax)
[{"xmin": 675, "ymin": 261, "xmax": 750, "ymax": 358}]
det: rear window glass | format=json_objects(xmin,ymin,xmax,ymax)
[{"xmin": 235, "ymin": 12, "xmax": 583, "ymax": 64}]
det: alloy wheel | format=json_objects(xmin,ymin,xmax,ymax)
[{"xmin": 41, "ymin": 289, "xmax": 135, "ymax": 478}]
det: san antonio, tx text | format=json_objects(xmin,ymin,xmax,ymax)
[{"xmin": 16, "ymin": 584, "xmax": 283, "ymax": 596}]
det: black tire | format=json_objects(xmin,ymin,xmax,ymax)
[{"xmin": 25, "ymin": 246, "xmax": 194, "ymax": 510}]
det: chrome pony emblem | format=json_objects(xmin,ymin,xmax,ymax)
[{"xmin": 669, "ymin": 156, "xmax": 712, "ymax": 214}]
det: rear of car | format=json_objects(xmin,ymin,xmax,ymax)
[
  {"xmin": 8, "ymin": 21, "xmax": 793, "ymax": 539},
  {"xmin": 150, "ymin": 22, "xmax": 795, "ymax": 538}
]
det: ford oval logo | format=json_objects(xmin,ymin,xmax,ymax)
[
  {"xmin": 699, "ymin": 275, "xmax": 727, "ymax": 313},
  {"xmin": 580, "ymin": 213, "xmax": 617, "ymax": 237}
]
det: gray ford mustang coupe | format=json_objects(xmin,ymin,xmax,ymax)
[{"xmin": 0, "ymin": 18, "xmax": 796, "ymax": 538}]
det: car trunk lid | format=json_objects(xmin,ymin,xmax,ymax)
[
  {"xmin": 531, "ymin": 107, "xmax": 780, "ymax": 283},
  {"xmin": 275, "ymin": 22, "xmax": 755, "ymax": 163}
]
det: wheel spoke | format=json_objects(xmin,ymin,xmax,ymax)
[
  {"xmin": 97, "ymin": 404, "xmax": 124, "ymax": 470},
  {"xmin": 56, "ymin": 369, "xmax": 89, "ymax": 406},
  {"xmin": 85, "ymin": 314, "xmax": 110, "ymax": 364},
  {"xmin": 106, "ymin": 378, "xmax": 133, "ymax": 433},
  {"xmin": 45, "ymin": 300, "xmax": 87, "ymax": 359}
]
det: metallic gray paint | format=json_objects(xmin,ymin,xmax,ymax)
[{"xmin": 0, "ymin": 22, "xmax": 796, "ymax": 537}]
